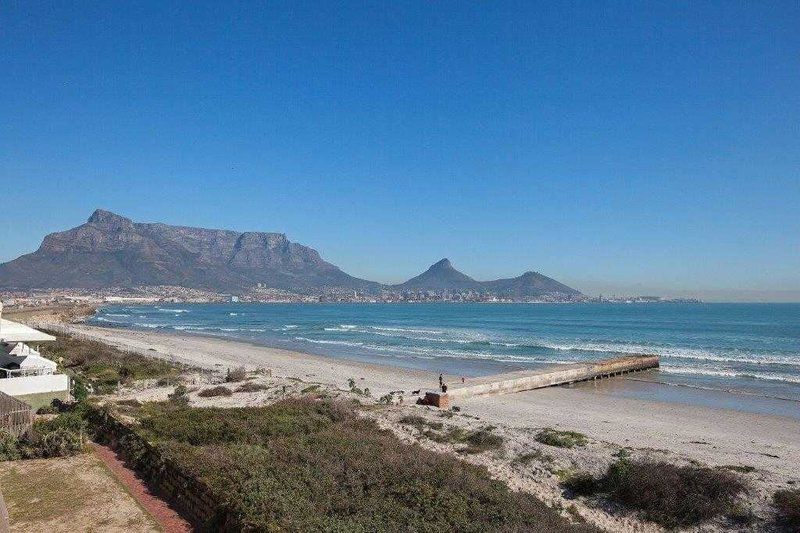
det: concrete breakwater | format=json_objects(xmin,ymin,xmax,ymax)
[{"xmin": 423, "ymin": 355, "xmax": 659, "ymax": 408}]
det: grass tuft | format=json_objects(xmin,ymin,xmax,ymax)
[
  {"xmin": 535, "ymin": 428, "xmax": 588, "ymax": 448},
  {"xmin": 773, "ymin": 488, "xmax": 800, "ymax": 531},
  {"xmin": 197, "ymin": 386, "xmax": 233, "ymax": 398}
]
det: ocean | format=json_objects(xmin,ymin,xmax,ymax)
[{"xmin": 89, "ymin": 302, "xmax": 800, "ymax": 411}]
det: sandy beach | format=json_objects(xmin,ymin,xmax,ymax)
[
  {"xmin": 40, "ymin": 322, "xmax": 800, "ymax": 531},
  {"xmin": 52, "ymin": 323, "xmax": 799, "ymax": 472}
]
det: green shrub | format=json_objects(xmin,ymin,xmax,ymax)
[
  {"xmin": 535, "ymin": 428, "xmax": 588, "ymax": 448},
  {"xmin": 237, "ymin": 382, "xmax": 269, "ymax": 393},
  {"xmin": 300, "ymin": 385, "xmax": 320, "ymax": 394},
  {"xmin": 562, "ymin": 471, "xmax": 599, "ymax": 496},
  {"xmin": 72, "ymin": 377, "xmax": 90, "ymax": 402},
  {"xmin": 148, "ymin": 400, "xmax": 597, "ymax": 532},
  {"xmin": 399, "ymin": 415, "xmax": 427, "ymax": 428},
  {"xmin": 773, "ymin": 489, "xmax": 800, "ymax": 531},
  {"xmin": 36, "ymin": 403, "xmax": 60, "ymax": 415},
  {"xmin": 0, "ymin": 431, "xmax": 21, "ymax": 461},
  {"xmin": 463, "ymin": 429, "xmax": 503, "ymax": 453},
  {"xmin": 226, "ymin": 367, "xmax": 247, "ymax": 383},
  {"xmin": 513, "ymin": 449, "xmax": 553, "ymax": 466},
  {"xmin": 34, "ymin": 427, "xmax": 86, "ymax": 458},
  {"xmin": 198, "ymin": 386, "xmax": 233, "ymax": 398},
  {"xmin": 169, "ymin": 384, "xmax": 190, "ymax": 406},
  {"xmin": 602, "ymin": 459, "xmax": 746, "ymax": 528},
  {"xmin": 139, "ymin": 398, "xmax": 351, "ymax": 446}
]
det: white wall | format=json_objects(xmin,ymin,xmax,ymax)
[{"xmin": 0, "ymin": 374, "xmax": 70, "ymax": 397}]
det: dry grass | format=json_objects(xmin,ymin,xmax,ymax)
[{"xmin": 0, "ymin": 454, "xmax": 157, "ymax": 532}]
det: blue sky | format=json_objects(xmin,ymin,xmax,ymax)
[{"xmin": 1, "ymin": 1, "xmax": 798, "ymax": 300}]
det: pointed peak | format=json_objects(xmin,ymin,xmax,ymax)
[
  {"xmin": 87, "ymin": 209, "xmax": 132, "ymax": 226},
  {"xmin": 430, "ymin": 258, "xmax": 453, "ymax": 269}
]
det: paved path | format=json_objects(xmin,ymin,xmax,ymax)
[{"xmin": 92, "ymin": 443, "xmax": 193, "ymax": 533}]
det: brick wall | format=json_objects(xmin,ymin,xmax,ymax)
[{"xmin": 87, "ymin": 407, "xmax": 239, "ymax": 531}]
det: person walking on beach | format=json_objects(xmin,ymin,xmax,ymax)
[{"xmin": 438, "ymin": 373, "xmax": 443, "ymax": 388}]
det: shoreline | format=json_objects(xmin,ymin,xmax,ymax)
[
  {"xmin": 75, "ymin": 311, "xmax": 800, "ymax": 419},
  {"xmin": 46, "ymin": 323, "xmax": 800, "ymax": 472}
]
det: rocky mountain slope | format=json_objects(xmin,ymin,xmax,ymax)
[{"xmin": 0, "ymin": 210, "xmax": 378, "ymax": 292}]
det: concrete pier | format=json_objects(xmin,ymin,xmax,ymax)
[{"xmin": 420, "ymin": 355, "xmax": 659, "ymax": 407}]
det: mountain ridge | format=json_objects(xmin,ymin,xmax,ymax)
[{"xmin": 0, "ymin": 210, "xmax": 583, "ymax": 298}]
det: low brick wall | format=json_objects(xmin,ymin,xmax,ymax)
[{"xmin": 86, "ymin": 407, "xmax": 237, "ymax": 531}]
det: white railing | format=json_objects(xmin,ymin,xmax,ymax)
[{"xmin": 0, "ymin": 366, "xmax": 56, "ymax": 378}]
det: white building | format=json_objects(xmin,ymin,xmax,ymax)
[{"xmin": 0, "ymin": 306, "xmax": 70, "ymax": 409}]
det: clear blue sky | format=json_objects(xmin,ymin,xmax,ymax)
[{"xmin": 1, "ymin": 1, "xmax": 798, "ymax": 300}]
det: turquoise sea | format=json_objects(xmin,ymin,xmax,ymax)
[{"xmin": 90, "ymin": 303, "xmax": 800, "ymax": 412}]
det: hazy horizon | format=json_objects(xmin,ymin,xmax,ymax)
[{"xmin": 2, "ymin": 2, "xmax": 798, "ymax": 301}]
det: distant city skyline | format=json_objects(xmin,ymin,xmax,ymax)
[{"xmin": 1, "ymin": 2, "xmax": 798, "ymax": 302}]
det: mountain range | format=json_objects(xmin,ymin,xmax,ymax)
[{"xmin": 0, "ymin": 210, "xmax": 583, "ymax": 299}]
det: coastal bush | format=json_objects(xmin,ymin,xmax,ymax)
[
  {"xmin": 601, "ymin": 459, "xmax": 746, "ymax": 528},
  {"xmin": 36, "ymin": 403, "xmax": 60, "ymax": 415},
  {"xmin": 28, "ymin": 427, "xmax": 86, "ymax": 458},
  {"xmin": 399, "ymin": 414, "xmax": 427, "ymax": 428},
  {"xmin": 462, "ymin": 428, "xmax": 504, "ymax": 453},
  {"xmin": 535, "ymin": 428, "xmax": 588, "ymax": 448},
  {"xmin": 144, "ymin": 399, "xmax": 597, "ymax": 532},
  {"xmin": 562, "ymin": 471, "xmax": 599, "ymax": 496},
  {"xmin": 225, "ymin": 366, "xmax": 247, "ymax": 383},
  {"xmin": 198, "ymin": 386, "xmax": 233, "ymax": 398},
  {"xmin": 0, "ymin": 431, "xmax": 21, "ymax": 461},
  {"xmin": 38, "ymin": 330, "xmax": 181, "ymax": 393},
  {"xmin": 513, "ymin": 449, "xmax": 553, "ymax": 466},
  {"xmin": 139, "ymin": 399, "xmax": 351, "ymax": 446},
  {"xmin": 236, "ymin": 382, "xmax": 269, "ymax": 393},
  {"xmin": 773, "ymin": 488, "xmax": 800, "ymax": 530},
  {"xmin": 168, "ymin": 384, "xmax": 190, "ymax": 406}
]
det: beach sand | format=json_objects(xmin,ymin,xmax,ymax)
[{"xmin": 46, "ymin": 322, "xmax": 800, "ymax": 531}]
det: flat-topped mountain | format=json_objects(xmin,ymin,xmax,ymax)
[
  {"xmin": 0, "ymin": 211, "xmax": 583, "ymax": 298},
  {"xmin": 0, "ymin": 210, "xmax": 378, "ymax": 292},
  {"xmin": 394, "ymin": 259, "xmax": 582, "ymax": 299}
]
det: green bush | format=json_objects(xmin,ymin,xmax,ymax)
[
  {"xmin": 72, "ymin": 376, "xmax": 90, "ymax": 402},
  {"xmin": 237, "ymin": 382, "xmax": 269, "ymax": 393},
  {"xmin": 0, "ymin": 431, "xmax": 21, "ymax": 461},
  {"xmin": 601, "ymin": 459, "xmax": 746, "ymax": 528},
  {"xmin": 462, "ymin": 429, "xmax": 504, "ymax": 453},
  {"xmin": 225, "ymin": 366, "xmax": 247, "ymax": 383},
  {"xmin": 535, "ymin": 428, "xmax": 588, "ymax": 448},
  {"xmin": 139, "ymin": 399, "xmax": 351, "ymax": 446},
  {"xmin": 562, "ymin": 471, "xmax": 599, "ymax": 496},
  {"xmin": 198, "ymin": 386, "xmax": 233, "ymax": 398},
  {"xmin": 399, "ymin": 415, "xmax": 427, "ymax": 428},
  {"xmin": 146, "ymin": 399, "xmax": 597, "ymax": 532},
  {"xmin": 773, "ymin": 488, "xmax": 800, "ymax": 531},
  {"xmin": 168, "ymin": 384, "xmax": 190, "ymax": 406},
  {"xmin": 31, "ymin": 427, "xmax": 86, "ymax": 458}
]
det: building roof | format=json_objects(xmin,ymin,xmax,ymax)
[
  {"xmin": 0, "ymin": 319, "xmax": 56, "ymax": 343},
  {"xmin": 0, "ymin": 352, "xmax": 57, "ymax": 371}
]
